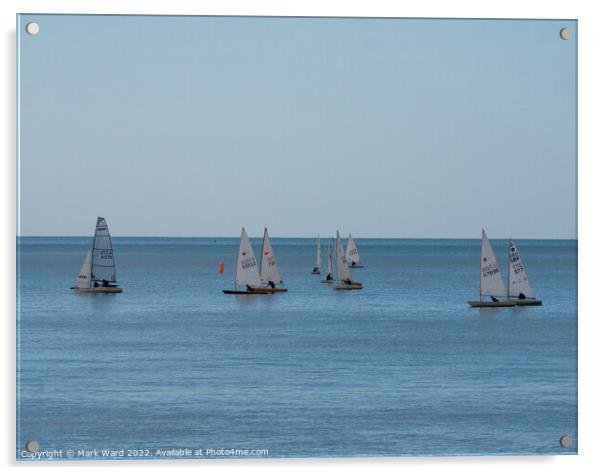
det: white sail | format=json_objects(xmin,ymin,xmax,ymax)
[
  {"xmin": 327, "ymin": 238, "xmax": 333, "ymax": 276},
  {"xmin": 335, "ymin": 230, "xmax": 352, "ymax": 282},
  {"xmin": 480, "ymin": 229, "xmax": 507, "ymax": 297},
  {"xmin": 74, "ymin": 250, "xmax": 92, "ymax": 289},
  {"xmin": 235, "ymin": 227, "xmax": 262, "ymax": 288},
  {"xmin": 259, "ymin": 228, "xmax": 283, "ymax": 285},
  {"xmin": 508, "ymin": 240, "xmax": 535, "ymax": 298},
  {"xmin": 346, "ymin": 234, "xmax": 361, "ymax": 266},
  {"xmin": 91, "ymin": 217, "xmax": 117, "ymax": 283},
  {"xmin": 316, "ymin": 235, "xmax": 322, "ymax": 270}
]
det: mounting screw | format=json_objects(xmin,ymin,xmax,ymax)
[
  {"xmin": 559, "ymin": 27, "xmax": 571, "ymax": 40},
  {"xmin": 25, "ymin": 22, "xmax": 40, "ymax": 35},
  {"xmin": 559, "ymin": 435, "xmax": 572, "ymax": 448},
  {"xmin": 25, "ymin": 440, "xmax": 39, "ymax": 453}
]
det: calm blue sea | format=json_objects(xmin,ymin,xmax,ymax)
[{"xmin": 16, "ymin": 237, "xmax": 577, "ymax": 459}]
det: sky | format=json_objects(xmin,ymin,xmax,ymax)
[{"xmin": 17, "ymin": 15, "xmax": 577, "ymax": 238}]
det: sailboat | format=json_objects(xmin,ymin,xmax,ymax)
[
  {"xmin": 333, "ymin": 230, "xmax": 362, "ymax": 290},
  {"xmin": 223, "ymin": 227, "xmax": 271, "ymax": 295},
  {"xmin": 508, "ymin": 240, "xmax": 542, "ymax": 306},
  {"xmin": 321, "ymin": 237, "xmax": 335, "ymax": 284},
  {"xmin": 467, "ymin": 229, "xmax": 514, "ymax": 307},
  {"xmin": 71, "ymin": 217, "xmax": 123, "ymax": 293},
  {"xmin": 345, "ymin": 234, "xmax": 364, "ymax": 268},
  {"xmin": 311, "ymin": 235, "xmax": 321, "ymax": 274},
  {"xmin": 259, "ymin": 227, "xmax": 288, "ymax": 293}
]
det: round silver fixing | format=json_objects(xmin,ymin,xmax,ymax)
[
  {"xmin": 25, "ymin": 440, "xmax": 39, "ymax": 453},
  {"xmin": 25, "ymin": 22, "xmax": 40, "ymax": 35},
  {"xmin": 559, "ymin": 435, "xmax": 572, "ymax": 448},
  {"xmin": 559, "ymin": 27, "xmax": 571, "ymax": 40}
]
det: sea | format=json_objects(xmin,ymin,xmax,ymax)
[{"xmin": 16, "ymin": 237, "xmax": 577, "ymax": 460}]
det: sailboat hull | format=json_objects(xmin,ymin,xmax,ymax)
[
  {"xmin": 311, "ymin": 270, "xmax": 321, "ymax": 275},
  {"xmin": 259, "ymin": 287, "xmax": 288, "ymax": 293},
  {"xmin": 223, "ymin": 289, "xmax": 272, "ymax": 295},
  {"xmin": 510, "ymin": 298, "xmax": 542, "ymax": 306},
  {"xmin": 73, "ymin": 287, "xmax": 123, "ymax": 293},
  {"xmin": 333, "ymin": 282, "xmax": 363, "ymax": 290},
  {"xmin": 467, "ymin": 300, "xmax": 515, "ymax": 307},
  {"xmin": 321, "ymin": 279, "xmax": 334, "ymax": 284},
  {"xmin": 349, "ymin": 265, "xmax": 364, "ymax": 269}
]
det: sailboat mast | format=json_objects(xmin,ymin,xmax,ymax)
[
  {"xmin": 507, "ymin": 238, "xmax": 511, "ymax": 300},
  {"xmin": 329, "ymin": 236, "xmax": 333, "ymax": 275},
  {"xmin": 259, "ymin": 228, "xmax": 266, "ymax": 278},
  {"xmin": 90, "ymin": 218, "xmax": 98, "ymax": 284},
  {"xmin": 479, "ymin": 231, "xmax": 483, "ymax": 301},
  {"xmin": 106, "ymin": 219, "xmax": 116, "ymax": 283},
  {"xmin": 235, "ymin": 229, "xmax": 242, "ymax": 289}
]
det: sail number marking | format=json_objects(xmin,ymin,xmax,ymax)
[
  {"xmin": 100, "ymin": 250, "xmax": 113, "ymax": 260},
  {"xmin": 482, "ymin": 263, "xmax": 500, "ymax": 277},
  {"xmin": 509, "ymin": 252, "xmax": 524, "ymax": 275},
  {"xmin": 240, "ymin": 256, "xmax": 257, "ymax": 269},
  {"xmin": 511, "ymin": 262, "xmax": 524, "ymax": 275}
]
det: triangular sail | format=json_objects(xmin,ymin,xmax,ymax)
[
  {"xmin": 74, "ymin": 250, "xmax": 92, "ymax": 289},
  {"xmin": 508, "ymin": 240, "xmax": 535, "ymax": 298},
  {"xmin": 259, "ymin": 228, "xmax": 283, "ymax": 284},
  {"xmin": 235, "ymin": 227, "xmax": 262, "ymax": 287},
  {"xmin": 345, "ymin": 234, "xmax": 361, "ymax": 266},
  {"xmin": 335, "ymin": 230, "xmax": 352, "ymax": 282},
  {"xmin": 91, "ymin": 217, "xmax": 117, "ymax": 283},
  {"xmin": 316, "ymin": 235, "xmax": 322, "ymax": 270},
  {"xmin": 480, "ymin": 229, "xmax": 507, "ymax": 297}
]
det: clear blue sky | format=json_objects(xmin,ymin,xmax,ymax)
[{"xmin": 18, "ymin": 15, "xmax": 577, "ymax": 238}]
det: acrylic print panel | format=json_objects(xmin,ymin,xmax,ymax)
[{"xmin": 16, "ymin": 14, "xmax": 577, "ymax": 460}]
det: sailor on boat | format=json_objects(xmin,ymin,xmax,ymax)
[
  {"xmin": 92, "ymin": 279, "xmax": 113, "ymax": 288},
  {"xmin": 325, "ymin": 272, "xmax": 333, "ymax": 281},
  {"xmin": 267, "ymin": 280, "xmax": 276, "ymax": 288}
]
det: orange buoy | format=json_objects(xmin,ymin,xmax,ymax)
[{"xmin": 218, "ymin": 261, "xmax": 224, "ymax": 273}]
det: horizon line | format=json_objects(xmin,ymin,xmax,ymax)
[{"xmin": 16, "ymin": 235, "xmax": 578, "ymax": 241}]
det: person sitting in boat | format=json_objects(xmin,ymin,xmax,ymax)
[
  {"xmin": 267, "ymin": 280, "xmax": 275, "ymax": 289},
  {"xmin": 351, "ymin": 261, "xmax": 357, "ymax": 267},
  {"xmin": 491, "ymin": 296, "xmax": 499, "ymax": 302},
  {"xmin": 246, "ymin": 284, "xmax": 253, "ymax": 292},
  {"xmin": 102, "ymin": 279, "xmax": 110, "ymax": 287},
  {"xmin": 326, "ymin": 273, "xmax": 333, "ymax": 281},
  {"xmin": 312, "ymin": 267, "xmax": 319, "ymax": 273},
  {"xmin": 343, "ymin": 278, "xmax": 352, "ymax": 285},
  {"xmin": 93, "ymin": 281, "xmax": 99, "ymax": 288},
  {"xmin": 518, "ymin": 293, "xmax": 526, "ymax": 300}
]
